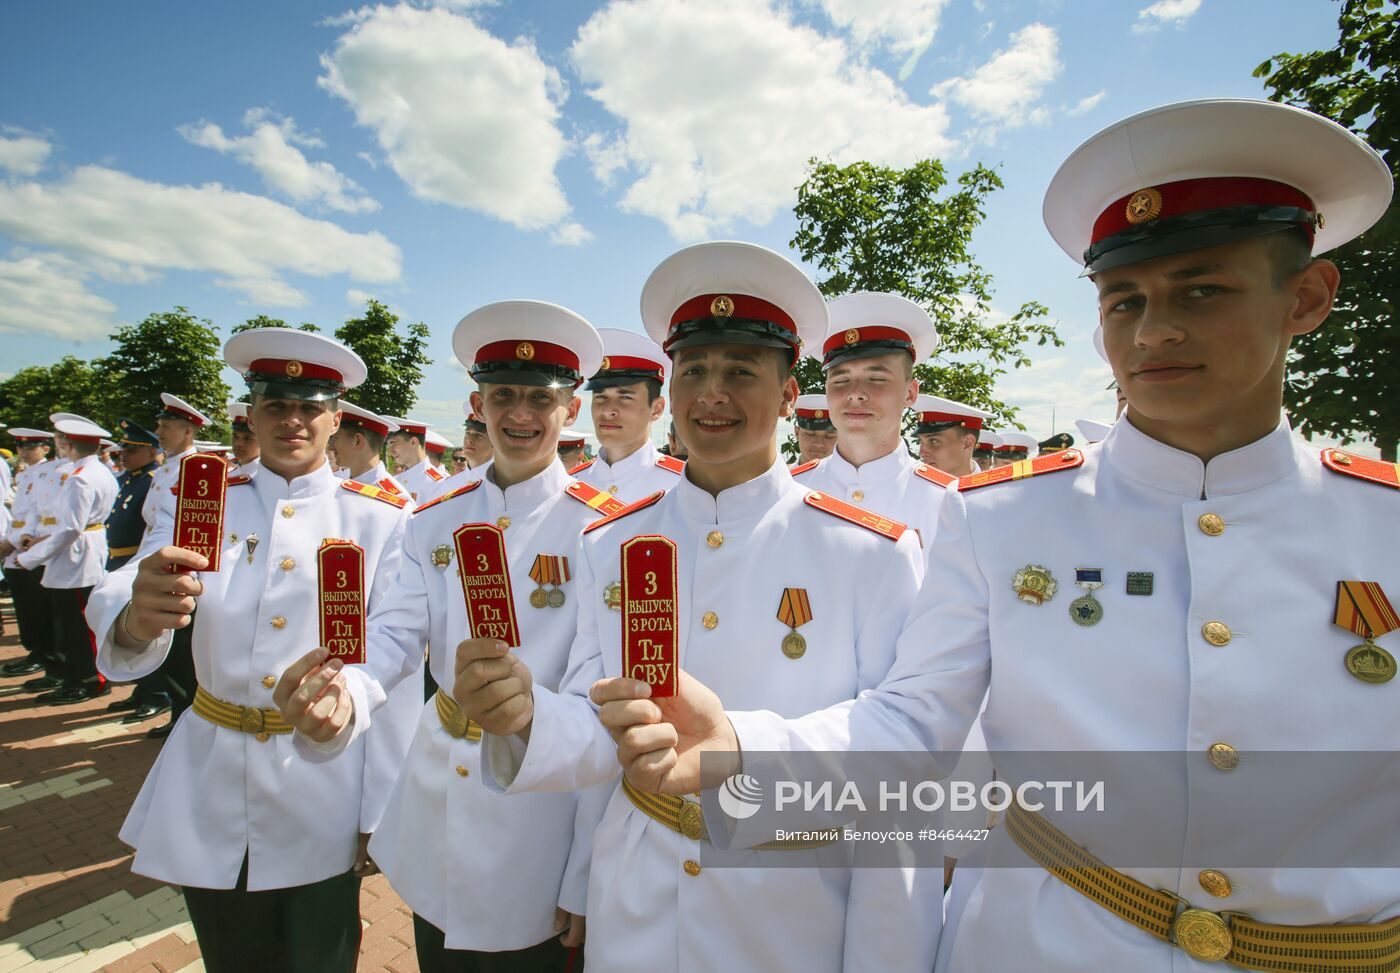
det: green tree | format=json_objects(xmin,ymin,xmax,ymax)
[
  {"xmin": 0, "ymin": 356, "xmax": 109, "ymax": 432},
  {"xmin": 231, "ymin": 315, "xmax": 321, "ymax": 334},
  {"xmin": 335, "ymin": 300, "xmax": 432, "ymax": 417},
  {"xmin": 95, "ymin": 307, "xmax": 231, "ymax": 440},
  {"xmin": 1255, "ymin": 0, "xmax": 1399, "ymax": 460},
  {"xmin": 788, "ymin": 158, "xmax": 1061, "ymax": 459}
]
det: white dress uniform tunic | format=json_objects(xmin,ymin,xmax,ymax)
[
  {"xmin": 17, "ymin": 451, "xmax": 118, "ymax": 586},
  {"xmin": 792, "ymin": 447, "xmax": 951, "ymax": 558},
  {"xmin": 570, "ymin": 440, "xmax": 683, "ymax": 504},
  {"xmin": 482, "ymin": 460, "xmax": 929, "ymax": 973},
  {"xmin": 4, "ymin": 453, "xmax": 58, "ymax": 570},
  {"xmin": 142, "ymin": 445, "xmax": 195, "ymax": 535},
  {"xmin": 396, "ymin": 456, "xmax": 444, "ymax": 503}
]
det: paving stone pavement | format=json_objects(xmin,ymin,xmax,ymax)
[{"xmin": 0, "ymin": 596, "xmax": 420, "ymax": 972}]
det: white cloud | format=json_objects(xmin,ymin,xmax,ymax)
[
  {"xmin": 0, "ymin": 130, "xmax": 53, "ymax": 177},
  {"xmin": 0, "ymin": 165, "xmax": 401, "ymax": 305},
  {"xmin": 1133, "ymin": 0, "xmax": 1203, "ymax": 33},
  {"xmin": 0, "ymin": 253, "xmax": 117, "ymax": 340},
  {"xmin": 346, "ymin": 287, "xmax": 374, "ymax": 306},
  {"xmin": 549, "ymin": 221, "xmax": 594, "ymax": 247},
  {"xmin": 932, "ymin": 23, "xmax": 1061, "ymax": 129},
  {"xmin": 812, "ymin": 0, "xmax": 949, "ymax": 69},
  {"xmin": 1067, "ymin": 90, "xmax": 1106, "ymax": 116},
  {"xmin": 178, "ymin": 109, "xmax": 378, "ymax": 213},
  {"xmin": 319, "ymin": 4, "xmax": 575, "ymax": 233},
  {"xmin": 215, "ymin": 276, "xmax": 311, "ymax": 307},
  {"xmin": 571, "ymin": 0, "xmax": 954, "ymax": 239}
]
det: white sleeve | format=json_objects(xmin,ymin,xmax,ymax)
[
  {"xmin": 92, "ymin": 523, "xmax": 177, "ymax": 683},
  {"xmin": 16, "ymin": 477, "xmax": 89, "ymax": 570}
]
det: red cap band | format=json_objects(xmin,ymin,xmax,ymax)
[
  {"xmin": 822, "ymin": 326, "xmax": 914, "ymax": 359},
  {"xmin": 425, "ymin": 440, "xmax": 447, "ymax": 455},
  {"xmin": 475, "ymin": 340, "xmax": 580, "ymax": 374},
  {"xmin": 795, "ymin": 408, "xmax": 829, "ymax": 420},
  {"xmin": 670, "ymin": 294, "xmax": 797, "ymax": 340},
  {"xmin": 341, "ymin": 415, "xmax": 391, "ymax": 438},
  {"xmin": 248, "ymin": 358, "xmax": 346, "ymax": 385},
  {"xmin": 598, "ymin": 355, "xmax": 665, "ymax": 381},
  {"xmin": 63, "ymin": 433, "xmax": 103, "ymax": 444},
  {"xmin": 918, "ymin": 411, "xmax": 983, "ymax": 431},
  {"xmin": 1092, "ymin": 177, "xmax": 1316, "ymax": 249}
]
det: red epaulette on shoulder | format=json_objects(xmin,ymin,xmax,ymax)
[
  {"xmin": 789, "ymin": 460, "xmax": 820, "ymax": 476},
  {"xmin": 803, "ymin": 490, "xmax": 906, "ymax": 541},
  {"xmin": 584, "ymin": 491, "xmax": 666, "ymax": 535},
  {"xmin": 228, "ymin": 474, "xmax": 252, "ymax": 487},
  {"xmin": 377, "ymin": 477, "xmax": 403, "ymax": 496},
  {"xmin": 412, "ymin": 479, "xmax": 481, "ymax": 514},
  {"xmin": 958, "ymin": 450, "xmax": 1083, "ymax": 492},
  {"xmin": 655, "ymin": 455, "xmax": 685, "ymax": 474},
  {"xmin": 426, "ymin": 466, "xmax": 445, "ymax": 482},
  {"xmin": 565, "ymin": 480, "xmax": 627, "ymax": 518},
  {"xmin": 912, "ymin": 463, "xmax": 957, "ymax": 488},
  {"xmin": 568, "ymin": 458, "xmax": 596, "ymax": 475},
  {"xmin": 1322, "ymin": 448, "xmax": 1400, "ymax": 490},
  {"xmin": 341, "ymin": 478, "xmax": 409, "ymax": 508}
]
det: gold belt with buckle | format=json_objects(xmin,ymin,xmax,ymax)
[
  {"xmin": 192, "ymin": 685, "xmax": 292, "ymax": 743},
  {"xmin": 621, "ymin": 777, "xmax": 836, "ymax": 851},
  {"xmin": 84, "ymin": 523, "xmax": 104, "ymax": 532},
  {"xmin": 1005, "ymin": 801, "xmax": 1400, "ymax": 971},
  {"xmin": 108, "ymin": 544, "xmax": 139, "ymax": 557},
  {"xmin": 435, "ymin": 689, "xmax": 482, "ymax": 742}
]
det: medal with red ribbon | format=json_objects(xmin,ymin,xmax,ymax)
[
  {"xmin": 1334, "ymin": 581, "xmax": 1399, "ymax": 684},
  {"xmin": 528, "ymin": 554, "xmax": 572, "ymax": 609},
  {"xmin": 453, "ymin": 523, "xmax": 520, "ymax": 646},
  {"xmin": 777, "ymin": 587, "xmax": 813, "ymax": 659},
  {"xmin": 318, "ymin": 539, "xmax": 366, "ymax": 664},
  {"xmin": 173, "ymin": 453, "xmax": 228, "ymax": 573},
  {"xmin": 621, "ymin": 535, "xmax": 679, "ymax": 697}
]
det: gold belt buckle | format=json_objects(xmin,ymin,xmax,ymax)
[
  {"xmin": 239, "ymin": 706, "xmax": 270, "ymax": 742},
  {"xmin": 678, "ymin": 800, "xmax": 706, "ymax": 841},
  {"xmin": 1164, "ymin": 891, "xmax": 1241, "ymax": 963}
]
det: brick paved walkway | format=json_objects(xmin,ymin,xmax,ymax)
[{"xmin": 0, "ymin": 596, "xmax": 420, "ymax": 972}]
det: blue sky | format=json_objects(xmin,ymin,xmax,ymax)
[{"xmin": 0, "ymin": 0, "xmax": 1343, "ymax": 445}]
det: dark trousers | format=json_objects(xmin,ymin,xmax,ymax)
[
  {"xmin": 182, "ymin": 855, "xmax": 362, "ymax": 973},
  {"xmin": 153, "ymin": 620, "xmax": 197, "ymax": 719},
  {"xmin": 412, "ymin": 914, "xmax": 580, "ymax": 973},
  {"xmin": 9, "ymin": 566, "xmax": 55, "ymax": 665},
  {"xmin": 50, "ymin": 585, "xmax": 105, "ymax": 689}
]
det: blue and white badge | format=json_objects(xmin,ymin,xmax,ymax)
[{"xmin": 1070, "ymin": 568, "xmax": 1105, "ymax": 627}]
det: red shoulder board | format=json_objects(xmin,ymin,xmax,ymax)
[
  {"xmin": 803, "ymin": 491, "xmax": 906, "ymax": 541},
  {"xmin": 340, "ymin": 478, "xmax": 409, "ymax": 508},
  {"xmin": 789, "ymin": 460, "xmax": 820, "ymax": 476},
  {"xmin": 584, "ymin": 491, "xmax": 666, "ymax": 535},
  {"xmin": 412, "ymin": 479, "xmax": 482, "ymax": 514},
  {"xmin": 912, "ymin": 463, "xmax": 957, "ymax": 488},
  {"xmin": 655, "ymin": 455, "xmax": 685, "ymax": 474},
  {"xmin": 566, "ymin": 480, "xmax": 627, "ymax": 518},
  {"xmin": 377, "ymin": 477, "xmax": 403, "ymax": 496},
  {"xmin": 1322, "ymin": 448, "xmax": 1400, "ymax": 490},
  {"xmin": 228, "ymin": 474, "xmax": 252, "ymax": 487},
  {"xmin": 958, "ymin": 450, "xmax": 1083, "ymax": 492},
  {"xmin": 567, "ymin": 458, "xmax": 596, "ymax": 475},
  {"xmin": 426, "ymin": 466, "xmax": 445, "ymax": 482}
]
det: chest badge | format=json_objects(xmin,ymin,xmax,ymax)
[
  {"xmin": 1069, "ymin": 568, "xmax": 1105, "ymax": 626},
  {"xmin": 1334, "ymin": 581, "xmax": 1398, "ymax": 685},
  {"xmin": 1013, "ymin": 565, "xmax": 1057, "ymax": 605},
  {"xmin": 604, "ymin": 581, "xmax": 622, "ymax": 612},
  {"xmin": 529, "ymin": 555, "xmax": 571, "ymax": 608},
  {"xmin": 245, "ymin": 533, "xmax": 259, "ymax": 564},
  {"xmin": 777, "ymin": 587, "xmax": 813, "ymax": 659},
  {"xmin": 431, "ymin": 544, "xmax": 453, "ymax": 568}
]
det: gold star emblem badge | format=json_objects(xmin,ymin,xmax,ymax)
[
  {"xmin": 844, "ymin": 328, "xmax": 860, "ymax": 345},
  {"xmin": 600, "ymin": 357, "xmax": 611, "ymax": 371},
  {"xmin": 285, "ymin": 360, "xmax": 304, "ymax": 378},
  {"xmin": 1125, "ymin": 187, "xmax": 1164, "ymax": 225},
  {"xmin": 516, "ymin": 342, "xmax": 535, "ymax": 361},
  {"xmin": 710, "ymin": 295, "xmax": 735, "ymax": 317}
]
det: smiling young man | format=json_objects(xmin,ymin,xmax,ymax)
[
  {"xmin": 791, "ymin": 291, "xmax": 952, "ymax": 554},
  {"xmin": 569, "ymin": 328, "xmax": 683, "ymax": 503},
  {"xmin": 792, "ymin": 393, "xmax": 838, "ymax": 464},
  {"xmin": 590, "ymin": 100, "xmax": 1400, "ymax": 972},
  {"xmin": 86, "ymin": 329, "xmax": 412, "ymax": 973},
  {"xmin": 438, "ymin": 242, "xmax": 932, "ymax": 973},
  {"xmin": 279, "ymin": 301, "xmax": 617, "ymax": 972},
  {"xmin": 913, "ymin": 394, "xmax": 991, "ymax": 477}
]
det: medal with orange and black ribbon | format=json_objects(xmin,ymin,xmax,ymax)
[
  {"xmin": 1333, "ymin": 581, "xmax": 1399, "ymax": 684},
  {"xmin": 529, "ymin": 555, "xmax": 571, "ymax": 608},
  {"xmin": 777, "ymin": 587, "xmax": 813, "ymax": 660}
]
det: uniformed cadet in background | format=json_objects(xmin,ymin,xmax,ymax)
[
  {"xmin": 608, "ymin": 98, "xmax": 1400, "ymax": 973},
  {"xmin": 101, "ymin": 419, "xmax": 174, "ymax": 724},
  {"xmin": 989, "ymin": 430, "xmax": 1037, "ymax": 468},
  {"xmin": 791, "ymin": 291, "xmax": 954, "ymax": 557},
  {"xmin": 971, "ymin": 429, "xmax": 1001, "ymax": 470},
  {"xmin": 451, "ymin": 242, "xmax": 934, "ymax": 973},
  {"xmin": 569, "ymin": 328, "xmax": 685, "ymax": 503},
  {"xmin": 0, "ymin": 429, "xmax": 57, "ymax": 681},
  {"xmin": 1036, "ymin": 431, "xmax": 1074, "ymax": 454},
  {"xmin": 556, "ymin": 430, "xmax": 588, "ymax": 472},
  {"xmin": 385, "ymin": 418, "xmax": 443, "ymax": 502},
  {"xmin": 16, "ymin": 416, "xmax": 118, "ymax": 704},
  {"xmin": 13, "ymin": 423, "xmax": 77, "ymax": 695},
  {"xmin": 461, "ymin": 407, "xmax": 493, "ymax": 471},
  {"xmin": 913, "ymin": 394, "xmax": 991, "ymax": 477},
  {"xmin": 792, "ymin": 392, "xmax": 838, "ymax": 465},
  {"xmin": 662, "ymin": 420, "xmax": 688, "ymax": 460},
  {"xmin": 227, "ymin": 402, "xmax": 261, "ymax": 473},
  {"xmin": 281, "ymin": 299, "xmax": 615, "ymax": 972},
  {"xmin": 88, "ymin": 328, "xmax": 412, "ymax": 973},
  {"xmin": 425, "ymin": 430, "xmax": 451, "ymax": 472}
]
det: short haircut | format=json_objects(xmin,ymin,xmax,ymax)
[
  {"xmin": 1267, "ymin": 227, "xmax": 1314, "ymax": 286},
  {"xmin": 70, "ymin": 440, "xmax": 99, "ymax": 457},
  {"xmin": 388, "ymin": 429, "xmax": 423, "ymax": 448},
  {"xmin": 355, "ymin": 426, "xmax": 386, "ymax": 453},
  {"xmin": 249, "ymin": 392, "xmax": 340, "ymax": 412}
]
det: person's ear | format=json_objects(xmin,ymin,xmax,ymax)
[
  {"xmin": 779, "ymin": 375, "xmax": 799, "ymax": 418},
  {"xmin": 650, "ymin": 395, "xmax": 666, "ymax": 422},
  {"xmin": 1284, "ymin": 258, "xmax": 1340, "ymax": 338}
]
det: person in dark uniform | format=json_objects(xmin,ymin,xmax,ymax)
[{"xmin": 103, "ymin": 420, "xmax": 170, "ymax": 722}]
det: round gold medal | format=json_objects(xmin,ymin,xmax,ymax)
[
  {"xmin": 529, "ymin": 587, "xmax": 549, "ymax": 609},
  {"xmin": 1345, "ymin": 641, "xmax": 1396, "ymax": 684},
  {"xmin": 782, "ymin": 631, "xmax": 807, "ymax": 659}
]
